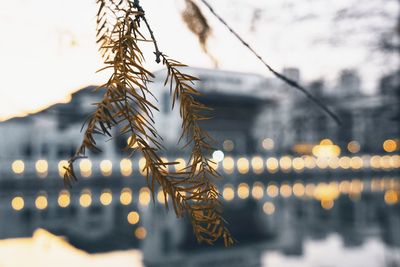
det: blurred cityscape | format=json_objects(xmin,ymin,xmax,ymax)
[{"xmin": 0, "ymin": 66, "xmax": 399, "ymax": 266}]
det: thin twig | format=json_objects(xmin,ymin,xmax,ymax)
[
  {"xmin": 132, "ymin": 0, "xmax": 162, "ymax": 63},
  {"xmin": 199, "ymin": 0, "xmax": 341, "ymax": 125}
]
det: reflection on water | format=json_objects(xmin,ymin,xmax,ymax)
[
  {"xmin": 0, "ymin": 229, "xmax": 143, "ymax": 267},
  {"xmin": 1, "ymin": 176, "xmax": 400, "ymax": 267},
  {"xmin": 143, "ymin": 176, "xmax": 400, "ymax": 267},
  {"xmin": 263, "ymin": 235, "xmax": 400, "ymax": 267}
]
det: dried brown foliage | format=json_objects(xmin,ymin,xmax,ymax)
[
  {"xmin": 64, "ymin": 0, "xmax": 234, "ymax": 246},
  {"xmin": 181, "ymin": 0, "xmax": 218, "ymax": 67}
]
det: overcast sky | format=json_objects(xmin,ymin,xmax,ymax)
[{"xmin": 0, "ymin": 0, "xmax": 398, "ymax": 120}]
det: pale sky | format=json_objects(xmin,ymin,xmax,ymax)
[{"xmin": 0, "ymin": 0, "xmax": 398, "ymax": 121}]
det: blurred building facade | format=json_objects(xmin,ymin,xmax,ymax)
[{"xmin": 0, "ymin": 67, "xmax": 398, "ymax": 161}]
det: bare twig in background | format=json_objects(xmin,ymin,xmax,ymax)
[{"xmin": 198, "ymin": 0, "xmax": 341, "ymax": 125}]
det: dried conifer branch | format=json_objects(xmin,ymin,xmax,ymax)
[
  {"xmin": 64, "ymin": 0, "xmax": 233, "ymax": 246},
  {"xmin": 134, "ymin": 0, "xmax": 234, "ymax": 246},
  {"xmin": 198, "ymin": 0, "xmax": 341, "ymax": 125},
  {"xmin": 161, "ymin": 54, "xmax": 234, "ymax": 246}
]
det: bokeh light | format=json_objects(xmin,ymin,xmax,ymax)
[
  {"xmin": 120, "ymin": 188, "xmax": 133, "ymax": 205},
  {"xmin": 139, "ymin": 187, "xmax": 151, "ymax": 206},
  {"xmin": 79, "ymin": 190, "xmax": 92, "ymax": 208},
  {"xmin": 35, "ymin": 159, "xmax": 48, "ymax": 177},
  {"xmin": 79, "ymin": 159, "xmax": 92, "ymax": 178},
  {"xmin": 252, "ymin": 182, "xmax": 264, "ymax": 200},
  {"xmin": 251, "ymin": 156, "xmax": 264, "ymax": 174},
  {"xmin": 237, "ymin": 158, "xmax": 250, "ymax": 174},
  {"xmin": 11, "ymin": 160, "xmax": 24, "ymax": 174},
  {"xmin": 58, "ymin": 160, "xmax": 68, "ymax": 177},
  {"xmin": 120, "ymin": 158, "xmax": 133, "ymax": 177},
  {"xmin": 223, "ymin": 184, "xmax": 235, "ymax": 201},
  {"xmin": 100, "ymin": 160, "xmax": 113, "ymax": 176},
  {"xmin": 237, "ymin": 183, "xmax": 250, "ymax": 199},
  {"xmin": 100, "ymin": 190, "xmax": 113, "ymax": 206},
  {"xmin": 127, "ymin": 211, "xmax": 140, "ymax": 225},
  {"xmin": 263, "ymin": 202, "xmax": 275, "ymax": 215},
  {"xmin": 135, "ymin": 227, "xmax": 147, "ymax": 240},
  {"xmin": 383, "ymin": 139, "xmax": 397, "ymax": 153},
  {"xmin": 35, "ymin": 194, "xmax": 48, "ymax": 210},
  {"xmin": 11, "ymin": 196, "xmax": 24, "ymax": 211},
  {"xmin": 262, "ymin": 138, "xmax": 274, "ymax": 150},
  {"xmin": 58, "ymin": 190, "xmax": 71, "ymax": 208}
]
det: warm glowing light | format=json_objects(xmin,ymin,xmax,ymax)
[
  {"xmin": 262, "ymin": 138, "xmax": 274, "ymax": 150},
  {"xmin": 237, "ymin": 158, "xmax": 249, "ymax": 174},
  {"xmin": 279, "ymin": 156, "xmax": 292, "ymax": 171},
  {"xmin": 292, "ymin": 158, "xmax": 305, "ymax": 172},
  {"xmin": 320, "ymin": 139, "xmax": 333, "ymax": 146},
  {"xmin": 328, "ymin": 157, "xmax": 339, "ymax": 169},
  {"xmin": 339, "ymin": 180, "xmax": 351, "ymax": 194},
  {"xmin": 58, "ymin": 190, "xmax": 70, "ymax": 208},
  {"xmin": 127, "ymin": 136, "xmax": 139, "ymax": 149},
  {"xmin": 79, "ymin": 190, "xmax": 92, "ymax": 208},
  {"xmin": 120, "ymin": 188, "xmax": 132, "ymax": 205},
  {"xmin": 380, "ymin": 155, "xmax": 392, "ymax": 169},
  {"xmin": 280, "ymin": 184, "xmax": 292, "ymax": 198},
  {"xmin": 339, "ymin": 156, "xmax": 351, "ymax": 169},
  {"xmin": 11, "ymin": 196, "xmax": 24, "ymax": 211},
  {"xmin": 223, "ymin": 139, "xmax": 234, "ymax": 152},
  {"xmin": 212, "ymin": 150, "xmax": 225, "ymax": 163},
  {"xmin": 135, "ymin": 227, "xmax": 147, "ymax": 240},
  {"xmin": 251, "ymin": 156, "xmax": 264, "ymax": 174},
  {"xmin": 252, "ymin": 182, "xmax": 264, "ymax": 200},
  {"xmin": 237, "ymin": 183, "xmax": 250, "ymax": 199},
  {"xmin": 266, "ymin": 158, "xmax": 279, "ymax": 173},
  {"xmin": 138, "ymin": 158, "xmax": 148, "ymax": 176},
  {"xmin": 267, "ymin": 183, "xmax": 279, "ymax": 198},
  {"xmin": 263, "ymin": 202, "xmax": 275, "ymax": 215},
  {"xmin": 100, "ymin": 190, "xmax": 113, "ymax": 206},
  {"xmin": 347, "ymin": 141, "xmax": 361, "ymax": 153},
  {"xmin": 174, "ymin": 158, "xmax": 186, "ymax": 172},
  {"xmin": 305, "ymin": 184, "xmax": 316, "ymax": 197},
  {"xmin": 304, "ymin": 156, "xmax": 316, "ymax": 169},
  {"xmin": 79, "ymin": 159, "xmax": 92, "ymax": 178},
  {"xmin": 390, "ymin": 155, "xmax": 399, "ymax": 168},
  {"xmin": 127, "ymin": 211, "xmax": 140, "ymax": 225},
  {"xmin": 157, "ymin": 190, "xmax": 167, "ymax": 204},
  {"xmin": 100, "ymin": 160, "xmax": 113, "ymax": 176},
  {"xmin": 139, "ymin": 187, "xmax": 151, "ymax": 206},
  {"xmin": 313, "ymin": 142, "xmax": 341, "ymax": 158},
  {"xmin": 35, "ymin": 195, "xmax": 48, "ymax": 210},
  {"xmin": 58, "ymin": 160, "xmax": 68, "ymax": 177},
  {"xmin": 350, "ymin": 156, "xmax": 363, "ymax": 169},
  {"xmin": 316, "ymin": 158, "xmax": 328, "ymax": 169},
  {"xmin": 11, "ymin": 160, "xmax": 24, "ymax": 174},
  {"xmin": 120, "ymin": 158, "xmax": 132, "ymax": 176},
  {"xmin": 314, "ymin": 183, "xmax": 340, "ymax": 202},
  {"xmin": 370, "ymin": 156, "xmax": 381, "ymax": 169},
  {"xmin": 384, "ymin": 190, "xmax": 398, "ymax": 205},
  {"xmin": 350, "ymin": 179, "xmax": 364, "ymax": 195},
  {"xmin": 35, "ymin": 160, "xmax": 48, "ymax": 177},
  {"xmin": 223, "ymin": 184, "xmax": 235, "ymax": 201},
  {"xmin": 321, "ymin": 199, "xmax": 334, "ymax": 210},
  {"xmin": 383, "ymin": 139, "xmax": 397, "ymax": 153},
  {"xmin": 293, "ymin": 182, "xmax": 305, "ymax": 197}
]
